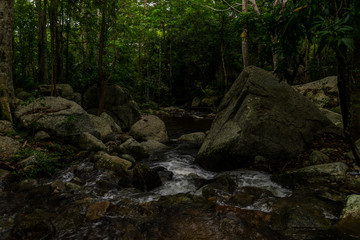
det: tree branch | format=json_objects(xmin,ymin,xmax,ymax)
[{"xmin": 222, "ymin": 0, "xmax": 241, "ymax": 13}]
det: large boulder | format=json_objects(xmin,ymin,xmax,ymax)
[
  {"xmin": 273, "ymin": 162, "xmax": 348, "ymax": 187},
  {"xmin": 117, "ymin": 137, "xmax": 149, "ymax": 159},
  {"xmin": 79, "ymin": 132, "xmax": 107, "ymax": 152},
  {"xmin": 129, "ymin": 115, "xmax": 169, "ymax": 143},
  {"xmin": 14, "ymin": 97, "xmax": 100, "ymax": 138},
  {"xmin": 89, "ymin": 112, "xmax": 122, "ymax": 140},
  {"xmin": 294, "ymin": 76, "xmax": 339, "ymax": 109},
  {"xmin": 0, "ymin": 120, "xmax": 14, "ymax": 134},
  {"xmin": 93, "ymin": 151, "xmax": 134, "ymax": 176},
  {"xmin": 196, "ymin": 66, "xmax": 335, "ymax": 171},
  {"xmin": 132, "ymin": 164, "xmax": 162, "ymax": 191},
  {"xmin": 178, "ymin": 132, "xmax": 206, "ymax": 146},
  {"xmin": 83, "ymin": 84, "xmax": 141, "ymax": 131},
  {"xmin": 338, "ymin": 195, "xmax": 360, "ymax": 235},
  {"xmin": 38, "ymin": 84, "xmax": 74, "ymax": 100},
  {"xmin": 319, "ymin": 108, "xmax": 343, "ymax": 128}
]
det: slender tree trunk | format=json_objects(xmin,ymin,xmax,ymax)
[
  {"xmin": 241, "ymin": 0, "xmax": 250, "ymax": 67},
  {"xmin": 304, "ymin": 37, "xmax": 311, "ymax": 82},
  {"xmin": 348, "ymin": 17, "xmax": 360, "ymax": 143},
  {"xmin": 65, "ymin": 8, "xmax": 70, "ymax": 82},
  {"xmin": 36, "ymin": 0, "xmax": 49, "ymax": 86},
  {"xmin": 137, "ymin": 0, "xmax": 147, "ymax": 87},
  {"xmin": 49, "ymin": 0, "xmax": 59, "ymax": 96},
  {"xmin": 58, "ymin": 0, "xmax": 64, "ymax": 83},
  {"xmin": 97, "ymin": 0, "xmax": 108, "ymax": 116},
  {"xmin": 81, "ymin": 1, "xmax": 88, "ymax": 60},
  {"xmin": 220, "ymin": 14, "xmax": 227, "ymax": 93},
  {"xmin": 0, "ymin": 0, "xmax": 14, "ymax": 122}
]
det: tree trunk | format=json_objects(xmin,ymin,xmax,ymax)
[
  {"xmin": 49, "ymin": 0, "xmax": 59, "ymax": 96},
  {"xmin": 65, "ymin": 5, "xmax": 71, "ymax": 82},
  {"xmin": 241, "ymin": 0, "xmax": 250, "ymax": 67},
  {"xmin": 36, "ymin": 0, "xmax": 49, "ymax": 86},
  {"xmin": 137, "ymin": 0, "xmax": 147, "ymax": 87},
  {"xmin": 97, "ymin": 0, "xmax": 108, "ymax": 116},
  {"xmin": 304, "ymin": 37, "xmax": 311, "ymax": 82},
  {"xmin": 220, "ymin": 14, "xmax": 228, "ymax": 93},
  {"xmin": 0, "ymin": 0, "xmax": 15, "ymax": 122}
]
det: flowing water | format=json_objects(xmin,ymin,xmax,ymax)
[{"xmin": 0, "ymin": 112, "xmax": 354, "ymax": 239}]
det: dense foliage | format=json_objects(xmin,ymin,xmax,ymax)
[{"xmin": 14, "ymin": 0, "xmax": 352, "ymax": 106}]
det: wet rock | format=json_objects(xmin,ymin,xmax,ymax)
[
  {"xmin": 10, "ymin": 209, "xmax": 56, "ymax": 240},
  {"xmin": 140, "ymin": 139, "xmax": 168, "ymax": 154},
  {"xmin": 79, "ymin": 132, "xmax": 107, "ymax": 152},
  {"xmin": 130, "ymin": 115, "xmax": 169, "ymax": 143},
  {"xmin": 83, "ymin": 84, "xmax": 141, "ymax": 131},
  {"xmin": 0, "ymin": 136, "xmax": 20, "ymax": 158},
  {"xmin": 50, "ymin": 180, "xmax": 66, "ymax": 192},
  {"xmin": 132, "ymin": 164, "xmax": 162, "ymax": 191},
  {"xmin": 96, "ymin": 179, "xmax": 119, "ymax": 190},
  {"xmin": 0, "ymin": 120, "xmax": 14, "ymax": 134},
  {"xmin": 34, "ymin": 130, "xmax": 51, "ymax": 140},
  {"xmin": 117, "ymin": 137, "xmax": 149, "ymax": 159},
  {"xmin": 178, "ymin": 132, "xmax": 206, "ymax": 146},
  {"xmin": 16, "ymin": 179, "xmax": 38, "ymax": 192},
  {"xmin": 309, "ymin": 150, "xmax": 330, "ymax": 165},
  {"xmin": 201, "ymin": 175, "xmax": 236, "ymax": 199},
  {"xmin": 86, "ymin": 201, "xmax": 111, "ymax": 221},
  {"xmin": 93, "ymin": 151, "xmax": 135, "ymax": 176},
  {"xmin": 229, "ymin": 192, "xmax": 256, "ymax": 207},
  {"xmin": 196, "ymin": 66, "xmax": 335, "ymax": 171},
  {"xmin": 338, "ymin": 195, "xmax": 360, "ymax": 235},
  {"xmin": 154, "ymin": 166, "xmax": 174, "ymax": 181},
  {"xmin": 273, "ymin": 162, "xmax": 348, "ymax": 187},
  {"xmin": 284, "ymin": 205, "xmax": 331, "ymax": 230},
  {"xmin": 294, "ymin": 76, "xmax": 339, "ymax": 109},
  {"xmin": 64, "ymin": 182, "xmax": 82, "ymax": 191}
]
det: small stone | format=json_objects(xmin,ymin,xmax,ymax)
[
  {"xmin": 345, "ymin": 151, "xmax": 356, "ymax": 161},
  {"xmin": 348, "ymin": 178, "xmax": 360, "ymax": 192},
  {"xmin": 65, "ymin": 182, "xmax": 81, "ymax": 191},
  {"xmin": 254, "ymin": 156, "xmax": 267, "ymax": 166},
  {"xmin": 50, "ymin": 180, "xmax": 66, "ymax": 192},
  {"xmin": 85, "ymin": 201, "xmax": 110, "ymax": 220},
  {"xmin": 309, "ymin": 150, "xmax": 329, "ymax": 165},
  {"xmin": 34, "ymin": 131, "xmax": 51, "ymax": 140}
]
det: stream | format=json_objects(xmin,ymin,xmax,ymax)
[{"xmin": 0, "ymin": 113, "xmax": 356, "ymax": 239}]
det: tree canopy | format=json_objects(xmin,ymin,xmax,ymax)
[{"xmin": 8, "ymin": 0, "xmax": 359, "ymax": 142}]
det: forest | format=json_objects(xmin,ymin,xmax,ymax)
[
  {"xmin": 1, "ymin": 0, "xmax": 357, "ymax": 139},
  {"xmin": 0, "ymin": 0, "xmax": 360, "ymax": 239},
  {"xmin": 5, "ymin": 1, "xmax": 354, "ymax": 98}
]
